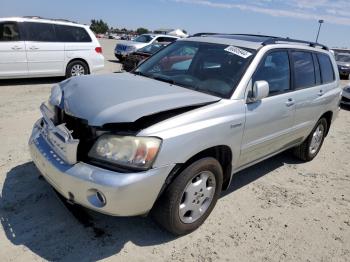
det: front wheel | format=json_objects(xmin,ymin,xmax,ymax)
[
  {"xmin": 66, "ymin": 61, "xmax": 89, "ymax": 78},
  {"xmin": 152, "ymin": 157, "xmax": 223, "ymax": 235},
  {"xmin": 293, "ymin": 118, "xmax": 328, "ymax": 161}
]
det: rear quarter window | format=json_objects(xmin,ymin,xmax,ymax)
[
  {"xmin": 317, "ymin": 53, "xmax": 335, "ymax": 84},
  {"xmin": 292, "ymin": 51, "xmax": 316, "ymax": 89},
  {"xmin": 55, "ymin": 25, "xmax": 92, "ymax": 42}
]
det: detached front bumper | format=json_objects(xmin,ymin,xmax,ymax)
[{"xmin": 29, "ymin": 118, "xmax": 174, "ymax": 216}]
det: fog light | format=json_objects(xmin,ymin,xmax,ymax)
[{"xmin": 87, "ymin": 189, "xmax": 106, "ymax": 208}]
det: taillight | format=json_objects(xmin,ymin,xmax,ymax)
[{"xmin": 95, "ymin": 47, "xmax": 102, "ymax": 53}]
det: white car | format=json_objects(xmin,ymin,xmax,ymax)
[
  {"xmin": 0, "ymin": 17, "xmax": 104, "ymax": 79},
  {"xmin": 114, "ymin": 34, "xmax": 178, "ymax": 61}
]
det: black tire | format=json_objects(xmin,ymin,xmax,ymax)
[
  {"xmin": 65, "ymin": 60, "xmax": 89, "ymax": 78},
  {"xmin": 152, "ymin": 157, "xmax": 223, "ymax": 235},
  {"xmin": 293, "ymin": 118, "xmax": 328, "ymax": 161}
]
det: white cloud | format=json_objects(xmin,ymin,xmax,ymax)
[{"xmin": 174, "ymin": 0, "xmax": 350, "ymax": 26}]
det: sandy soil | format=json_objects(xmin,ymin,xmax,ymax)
[{"xmin": 0, "ymin": 39, "xmax": 349, "ymax": 262}]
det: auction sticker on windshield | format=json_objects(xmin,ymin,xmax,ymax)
[{"xmin": 224, "ymin": 46, "xmax": 252, "ymax": 58}]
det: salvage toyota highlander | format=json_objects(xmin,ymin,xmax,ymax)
[{"xmin": 29, "ymin": 34, "xmax": 342, "ymax": 235}]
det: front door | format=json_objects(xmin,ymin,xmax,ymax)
[
  {"xmin": 0, "ymin": 21, "xmax": 27, "ymax": 78},
  {"xmin": 238, "ymin": 50, "xmax": 296, "ymax": 167}
]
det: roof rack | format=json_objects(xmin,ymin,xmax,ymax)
[
  {"xmin": 190, "ymin": 33, "xmax": 329, "ymax": 50},
  {"xmin": 222, "ymin": 33, "xmax": 279, "ymax": 39},
  {"xmin": 262, "ymin": 37, "xmax": 329, "ymax": 50},
  {"xmin": 22, "ymin": 16, "xmax": 77, "ymax": 24},
  {"xmin": 191, "ymin": 32, "xmax": 219, "ymax": 37}
]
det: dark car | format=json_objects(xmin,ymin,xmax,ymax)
[
  {"xmin": 335, "ymin": 53, "xmax": 350, "ymax": 79},
  {"xmin": 122, "ymin": 43, "xmax": 168, "ymax": 71}
]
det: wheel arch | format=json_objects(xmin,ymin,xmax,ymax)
[
  {"xmin": 320, "ymin": 111, "xmax": 333, "ymax": 136},
  {"xmin": 159, "ymin": 145, "xmax": 233, "ymax": 197},
  {"xmin": 66, "ymin": 58, "xmax": 91, "ymax": 74}
]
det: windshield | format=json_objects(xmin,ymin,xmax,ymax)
[
  {"xmin": 134, "ymin": 41, "xmax": 256, "ymax": 98},
  {"xmin": 134, "ymin": 34, "xmax": 153, "ymax": 43},
  {"xmin": 337, "ymin": 54, "xmax": 350, "ymax": 62}
]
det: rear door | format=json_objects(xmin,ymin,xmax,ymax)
[
  {"xmin": 290, "ymin": 51, "xmax": 328, "ymax": 139},
  {"xmin": 238, "ymin": 50, "xmax": 296, "ymax": 167},
  {"xmin": 0, "ymin": 21, "xmax": 27, "ymax": 77},
  {"xmin": 23, "ymin": 22, "xmax": 65, "ymax": 76},
  {"xmin": 55, "ymin": 24, "xmax": 94, "ymax": 65}
]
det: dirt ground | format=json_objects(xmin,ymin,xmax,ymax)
[{"xmin": 0, "ymin": 39, "xmax": 349, "ymax": 262}]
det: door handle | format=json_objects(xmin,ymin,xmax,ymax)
[
  {"xmin": 318, "ymin": 90, "xmax": 324, "ymax": 96},
  {"xmin": 29, "ymin": 46, "xmax": 39, "ymax": 50},
  {"xmin": 285, "ymin": 98, "xmax": 295, "ymax": 107},
  {"xmin": 11, "ymin": 46, "xmax": 22, "ymax": 50}
]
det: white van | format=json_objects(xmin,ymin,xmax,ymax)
[{"xmin": 0, "ymin": 17, "xmax": 104, "ymax": 79}]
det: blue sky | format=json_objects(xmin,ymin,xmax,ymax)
[{"xmin": 1, "ymin": 0, "xmax": 350, "ymax": 48}]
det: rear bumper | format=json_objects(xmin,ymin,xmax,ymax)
[
  {"xmin": 89, "ymin": 54, "xmax": 105, "ymax": 73},
  {"xmin": 29, "ymin": 119, "xmax": 174, "ymax": 216}
]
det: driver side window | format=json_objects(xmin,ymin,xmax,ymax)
[{"xmin": 253, "ymin": 51, "xmax": 291, "ymax": 96}]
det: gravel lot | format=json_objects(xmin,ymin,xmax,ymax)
[{"xmin": 0, "ymin": 39, "xmax": 349, "ymax": 262}]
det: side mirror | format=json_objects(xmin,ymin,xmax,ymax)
[{"xmin": 247, "ymin": 80, "xmax": 269, "ymax": 103}]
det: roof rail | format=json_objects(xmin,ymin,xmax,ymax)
[
  {"xmin": 262, "ymin": 37, "xmax": 329, "ymax": 50},
  {"xmin": 221, "ymin": 33, "xmax": 279, "ymax": 39},
  {"xmin": 22, "ymin": 16, "xmax": 77, "ymax": 24},
  {"xmin": 191, "ymin": 32, "xmax": 220, "ymax": 37}
]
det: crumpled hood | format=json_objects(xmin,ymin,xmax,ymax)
[
  {"xmin": 337, "ymin": 61, "xmax": 350, "ymax": 67},
  {"xmin": 60, "ymin": 73, "xmax": 220, "ymax": 126}
]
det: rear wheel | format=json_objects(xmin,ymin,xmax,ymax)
[
  {"xmin": 152, "ymin": 157, "xmax": 223, "ymax": 235},
  {"xmin": 66, "ymin": 60, "xmax": 89, "ymax": 78},
  {"xmin": 293, "ymin": 118, "xmax": 328, "ymax": 161}
]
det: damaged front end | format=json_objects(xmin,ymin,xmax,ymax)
[{"xmin": 52, "ymin": 101, "xmax": 214, "ymax": 172}]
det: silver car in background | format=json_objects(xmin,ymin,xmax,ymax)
[
  {"xmin": 29, "ymin": 34, "xmax": 341, "ymax": 235},
  {"xmin": 114, "ymin": 34, "xmax": 178, "ymax": 61}
]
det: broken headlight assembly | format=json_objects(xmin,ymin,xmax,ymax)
[
  {"xmin": 49, "ymin": 84, "xmax": 62, "ymax": 107},
  {"xmin": 88, "ymin": 135, "xmax": 162, "ymax": 170}
]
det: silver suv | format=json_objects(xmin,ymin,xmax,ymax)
[{"xmin": 29, "ymin": 34, "xmax": 341, "ymax": 235}]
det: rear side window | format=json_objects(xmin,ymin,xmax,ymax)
[
  {"xmin": 55, "ymin": 25, "xmax": 92, "ymax": 42},
  {"xmin": 0, "ymin": 22, "xmax": 20, "ymax": 41},
  {"xmin": 312, "ymin": 53, "xmax": 322, "ymax": 85},
  {"xmin": 24, "ymin": 22, "xmax": 56, "ymax": 42},
  {"xmin": 317, "ymin": 53, "xmax": 335, "ymax": 84},
  {"xmin": 292, "ymin": 51, "xmax": 315, "ymax": 89},
  {"xmin": 253, "ymin": 51, "xmax": 290, "ymax": 96}
]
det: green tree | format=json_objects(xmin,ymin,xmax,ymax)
[
  {"xmin": 136, "ymin": 27, "xmax": 149, "ymax": 35},
  {"xmin": 90, "ymin": 19, "xmax": 109, "ymax": 34}
]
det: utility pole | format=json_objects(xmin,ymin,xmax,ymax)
[{"xmin": 316, "ymin": 19, "xmax": 324, "ymax": 43}]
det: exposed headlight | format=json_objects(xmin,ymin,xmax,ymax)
[
  {"xmin": 49, "ymin": 84, "xmax": 62, "ymax": 107},
  {"xmin": 88, "ymin": 135, "xmax": 162, "ymax": 170}
]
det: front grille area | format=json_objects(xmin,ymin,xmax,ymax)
[{"xmin": 55, "ymin": 107, "xmax": 97, "ymax": 161}]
